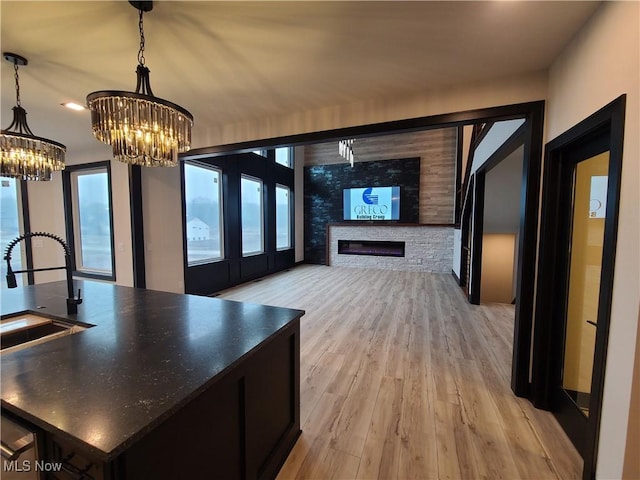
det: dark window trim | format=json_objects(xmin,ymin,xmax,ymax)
[
  {"xmin": 275, "ymin": 183, "xmax": 293, "ymax": 251},
  {"xmin": 240, "ymin": 173, "xmax": 265, "ymax": 257},
  {"xmin": 129, "ymin": 165, "xmax": 146, "ymax": 288},
  {"xmin": 62, "ymin": 161, "xmax": 116, "ymax": 282},
  {"xmin": 19, "ymin": 180, "xmax": 34, "ymax": 285},
  {"xmin": 275, "ymin": 146, "xmax": 294, "ymax": 169},
  {"xmin": 181, "ymin": 160, "xmax": 225, "ymax": 267},
  {"xmin": 182, "ymin": 152, "xmax": 295, "ymax": 295}
]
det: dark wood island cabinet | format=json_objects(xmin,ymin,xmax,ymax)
[{"xmin": 1, "ymin": 280, "xmax": 303, "ymax": 479}]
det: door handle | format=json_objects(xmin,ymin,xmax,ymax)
[{"xmin": 586, "ymin": 320, "xmax": 597, "ymax": 327}]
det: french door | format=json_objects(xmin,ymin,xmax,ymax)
[{"xmin": 551, "ymin": 137, "xmax": 609, "ymax": 454}]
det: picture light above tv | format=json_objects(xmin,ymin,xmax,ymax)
[{"xmin": 343, "ymin": 186, "xmax": 400, "ymax": 221}]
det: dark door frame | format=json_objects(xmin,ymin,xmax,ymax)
[
  {"xmin": 468, "ymin": 123, "xmax": 527, "ymax": 305},
  {"xmin": 466, "ymin": 120, "xmax": 540, "ymax": 396},
  {"xmin": 531, "ymin": 95, "xmax": 626, "ymax": 480}
]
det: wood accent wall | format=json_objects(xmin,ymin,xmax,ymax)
[{"xmin": 304, "ymin": 127, "xmax": 457, "ymax": 224}]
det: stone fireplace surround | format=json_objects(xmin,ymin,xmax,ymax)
[{"xmin": 328, "ymin": 224, "xmax": 454, "ymax": 273}]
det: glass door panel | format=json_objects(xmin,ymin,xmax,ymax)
[{"xmin": 561, "ymin": 151, "xmax": 609, "ymax": 417}]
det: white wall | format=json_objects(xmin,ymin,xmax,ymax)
[
  {"xmin": 25, "ymin": 146, "xmax": 134, "ymax": 288},
  {"xmin": 481, "ymin": 147, "xmax": 523, "ymax": 304},
  {"xmin": 483, "ymin": 146, "xmax": 523, "ymax": 234},
  {"xmin": 546, "ymin": 2, "xmax": 639, "ymax": 478},
  {"xmin": 110, "ymin": 160, "xmax": 135, "ymax": 288},
  {"xmin": 471, "ymin": 119, "xmax": 526, "ymax": 173},
  {"xmin": 141, "ymin": 165, "xmax": 185, "ymax": 293},
  {"xmin": 464, "ymin": 121, "xmax": 525, "ymax": 301},
  {"xmin": 26, "ymin": 173, "xmax": 66, "ymax": 284}
]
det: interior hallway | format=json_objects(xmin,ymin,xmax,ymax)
[{"xmin": 217, "ymin": 265, "xmax": 582, "ymax": 479}]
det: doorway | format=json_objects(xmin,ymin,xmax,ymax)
[
  {"xmin": 185, "ymin": 101, "xmax": 546, "ymax": 398},
  {"xmin": 480, "ymin": 145, "xmax": 524, "ymax": 305},
  {"xmin": 532, "ymin": 96, "xmax": 626, "ymax": 480}
]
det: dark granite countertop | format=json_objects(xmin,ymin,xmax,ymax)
[{"xmin": 0, "ymin": 280, "xmax": 304, "ymax": 462}]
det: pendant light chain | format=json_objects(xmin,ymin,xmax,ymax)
[
  {"xmin": 13, "ymin": 61, "xmax": 21, "ymax": 107},
  {"xmin": 137, "ymin": 9, "xmax": 146, "ymax": 66}
]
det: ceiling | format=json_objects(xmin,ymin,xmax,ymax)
[{"xmin": 1, "ymin": 1, "xmax": 600, "ymax": 157}]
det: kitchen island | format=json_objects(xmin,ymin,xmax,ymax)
[{"xmin": 1, "ymin": 280, "xmax": 303, "ymax": 479}]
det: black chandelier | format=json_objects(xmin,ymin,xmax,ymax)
[
  {"xmin": 86, "ymin": 1, "xmax": 193, "ymax": 167},
  {"xmin": 0, "ymin": 53, "xmax": 66, "ymax": 181}
]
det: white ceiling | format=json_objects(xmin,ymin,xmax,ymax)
[{"xmin": 1, "ymin": 1, "xmax": 600, "ymax": 156}]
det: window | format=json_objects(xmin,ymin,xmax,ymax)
[
  {"xmin": 275, "ymin": 185, "xmax": 291, "ymax": 250},
  {"xmin": 252, "ymin": 149, "xmax": 267, "ymax": 157},
  {"xmin": 275, "ymin": 147, "xmax": 293, "ymax": 168},
  {"xmin": 241, "ymin": 175, "xmax": 264, "ymax": 256},
  {"xmin": 1, "ymin": 178, "xmax": 24, "ymax": 287},
  {"xmin": 184, "ymin": 162, "xmax": 224, "ymax": 265},
  {"xmin": 67, "ymin": 164, "xmax": 114, "ymax": 278}
]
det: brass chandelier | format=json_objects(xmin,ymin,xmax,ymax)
[
  {"xmin": 86, "ymin": 1, "xmax": 193, "ymax": 167},
  {"xmin": 0, "ymin": 53, "xmax": 66, "ymax": 181}
]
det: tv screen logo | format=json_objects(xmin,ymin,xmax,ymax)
[
  {"xmin": 343, "ymin": 186, "xmax": 400, "ymax": 221},
  {"xmin": 362, "ymin": 187, "xmax": 378, "ymax": 205}
]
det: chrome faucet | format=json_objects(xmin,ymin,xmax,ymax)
[{"xmin": 3, "ymin": 232, "xmax": 83, "ymax": 314}]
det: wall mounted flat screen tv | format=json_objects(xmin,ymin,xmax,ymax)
[{"xmin": 343, "ymin": 186, "xmax": 400, "ymax": 221}]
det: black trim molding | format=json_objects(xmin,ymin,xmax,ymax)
[
  {"xmin": 129, "ymin": 165, "xmax": 146, "ymax": 288},
  {"xmin": 19, "ymin": 180, "xmax": 34, "ymax": 285},
  {"xmin": 531, "ymin": 95, "xmax": 626, "ymax": 480},
  {"xmin": 182, "ymin": 102, "xmax": 546, "ymax": 160}
]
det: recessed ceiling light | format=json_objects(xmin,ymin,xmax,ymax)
[{"xmin": 62, "ymin": 102, "xmax": 87, "ymax": 111}]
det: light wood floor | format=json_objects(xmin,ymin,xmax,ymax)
[{"xmin": 217, "ymin": 265, "xmax": 582, "ymax": 479}]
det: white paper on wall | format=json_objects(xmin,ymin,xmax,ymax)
[{"xmin": 589, "ymin": 175, "xmax": 608, "ymax": 219}]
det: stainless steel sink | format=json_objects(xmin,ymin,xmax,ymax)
[{"xmin": 1, "ymin": 312, "xmax": 89, "ymax": 354}]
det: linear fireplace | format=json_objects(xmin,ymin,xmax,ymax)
[{"xmin": 337, "ymin": 240, "xmax": 405, "ymax": 257}]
